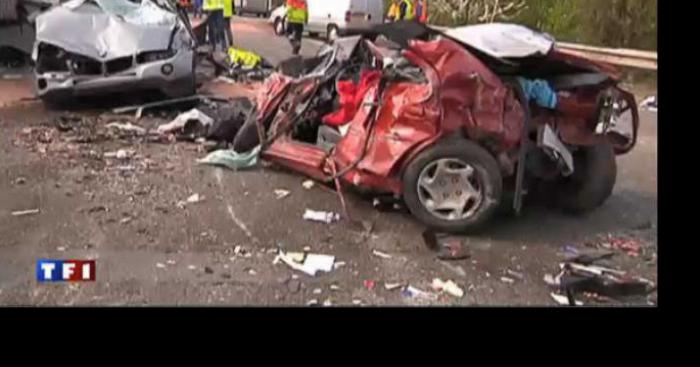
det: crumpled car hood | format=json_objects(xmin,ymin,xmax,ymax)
[
  {"xmin": 445, "ymin": 23, "xmax": 555, "ymax": 59},
  {"xmin": 34, "ymin": 0, "xmax": 185, "ymax": 60}
]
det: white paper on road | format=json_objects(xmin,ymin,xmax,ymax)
[{"xmin": 277, "ymin": 251, "xmax": 335, "ymax": 276}]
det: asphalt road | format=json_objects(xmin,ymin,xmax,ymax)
[{"xmin": 0, "ymin": 17, "xmax": 658, "ymax": 306}]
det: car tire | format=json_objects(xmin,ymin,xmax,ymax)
[
  {"xmin": 327, "ymin": 25, "xmax": 340, "ymax": 42},
  {"xmin": 555, "ymin": 140, "xmax": 617, "ymax": 214},
  {"xmin": 402, "ymin": 139, "xmax": 503, "ymax": 233}
]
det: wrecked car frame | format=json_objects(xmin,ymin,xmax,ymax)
[
  {"xmin": 30, "ymin": 0, "xmax": 197, "ymax": 103},
  {"xmin": 218, "ymin": 22, "xmax": 640, "ymax": 233}
]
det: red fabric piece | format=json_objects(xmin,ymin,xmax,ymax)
[{"xmin": 322, "ymin": 70, "xmax": 382, "ymax": 127}]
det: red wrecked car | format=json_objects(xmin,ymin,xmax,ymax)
[{"xmin": 230, "ymin": 22, "xmax": 639, "ymax": 233}]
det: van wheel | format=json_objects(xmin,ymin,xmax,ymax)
[
  {"xmin": 555, "ymin": 140, "xmax": 617, "ymax": 213},
  {"xmin": 402, "ymin": 139, "xmax": 503, "ymax": 233},
  {"xmin": 274, "ymin": 16, "xmax": 286, "ymax": 35},
  {"xmin": 327, "ymin": 25, "xmax": 340, "ymax": 42}
]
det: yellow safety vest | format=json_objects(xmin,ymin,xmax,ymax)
[
  {"xmin": 286, "ymin": 0, "xmax": 308, "ymax": 24},
  {"xmin": 203, "ymin": 0, "xmax": 223, "ymax": 11},
  {"xmin": 228, "ymin": 47, "xmax": 263, "ymax": 68},
  {"xmin": 223, "ymin": 0, "xmax": 233, "ymax": 18},
  {"xmin": 402, "ymin": 0, "xmax": 415, "ymax": 20},
  {"xmin": 387, "ymin": 3, "xmax": 399, "ymax": 20}
]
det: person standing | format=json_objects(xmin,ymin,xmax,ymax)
[
  {"xmin": 203, "ymin": 0, "xmax": 226, "ymax": 52},
  {"xmin": 193, "ymin": 0, "xmax": 203, "ymax": 19},
  {"xmin": 397, "ymin": 0, "xmax": 415, "ymax": 21},
  {"xmin": 415, "ymin": 0, "xmax": 428, "ymax": 23},
  {"xmin": 285, "ymin": 0, "xmax": 308, "ymax": 55},
  {"xmin": 387, "ymin": 0, "xmax": 400, "ymax": 22},
  {"xmin": 223, "ymin": 0, "xmax": 235, "ymax": 48}
]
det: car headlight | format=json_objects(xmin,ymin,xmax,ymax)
[{"xmin": 137, "ymin": 50, "xmax": 176, "ymax": 64}]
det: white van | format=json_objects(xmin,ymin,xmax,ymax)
[
  {"xmin": 234, "ymin": 0, "xmax": 284, "ymax": 18},
  {"xmin": 307, "ymin": 0, "xmax": 384, "ymax": 40},
  {"xmin": 270, "ymin": 0, "xmax": 385, "ymax": 40}
]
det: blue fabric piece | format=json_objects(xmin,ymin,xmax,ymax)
[{"xmin": 517, "ymin": 77, "xmax": 557, "ymax": 109}]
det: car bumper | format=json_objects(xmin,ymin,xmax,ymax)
[{"xmin": 35, "ymin": 49, "xmax": 195, "ymax": 99}]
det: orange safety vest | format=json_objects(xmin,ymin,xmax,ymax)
[{"xmin": 286, "ymin": 0, "xmax": 308, "ymax": 24}]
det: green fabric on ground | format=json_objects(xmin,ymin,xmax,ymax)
[{"xmin": 197, "ymin": 146, "xmax": 261, "ymax": 171}]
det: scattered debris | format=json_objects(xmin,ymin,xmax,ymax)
[
  {"xmin": 544, "ymin": 252, "xmax": 656, "ymax": 305},
  {"xmin": 401, "ymin": 285, "xmax": 439, "ymax": 301},
  {"xmin": 11, "ymin": 209, "xmax": 40, "ymax": 217},
  {"xmin": 105, "ymin": 122, "xmax": 147, "ymax": 135},
  {"xmin": 506, "ymin": 269, "xmax": 524, "ymax": 280},
  {"xmin": 363, "ymin": 280, "xmax": 376, "ymax": 291},
  {"xmin": 303, "ymin": 209, "xmax": 341, "ymax": 224},
  {"xmin": 157, "ymin": 109, "xmax": 214, "ymax": 135},
  {"xmin": 187, "ymin": 194, "xmax": 203, "ymax": 204},
  {"xmin": 177, "ymin": 193, "xmax": 204, "ymax": 208},
  {"xmin": 608, "ymin": 238, "xmax": 643, "ymax": 257},
  {"xmin": 551, "ymin": 292, "xmax": 583, "ymax": 306},
  {"xmin": 422, "ymin": 230, "xmax": 471, "ymax": 260},
  {"xmin": 384, "ymin": 282, "xmax": 403, "ymax": 291},
  {"xmin": 104, "ymin": 149, "xmax": 134, "ymax": 160},
  {"xmin": 639, "ymin": 95, "xmax": 657, "ymax": 113},
  {"xmin": 372, "ymin": 249, "xmax": 392, "ymax": 259},
  {"xmin": 197, "ymin": 146, "xmax": 261, "ymax": 171},
  {"xmin": 276, "ymin": 250, "xmax": 335, "ymax": 277},
  {"xmin": 274, "ymin": 189, "xmax": 291, "ymax": 200},
  {"xmin": 302, "ymin": 180, "xmax": 315, "ymax": 190},
  {"xmin": 431, "ymin": 278, "xmax": 465, "ymax": 298}
]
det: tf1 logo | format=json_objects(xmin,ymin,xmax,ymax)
[{"xmin": 37, "ymin": 260, "xmax": 96, "ymax": 282}]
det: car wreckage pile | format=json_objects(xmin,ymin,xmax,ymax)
[
  {"xmin": 6, "ymin": 0, "xmax": 641, "ymax": 234},
  {"xmin": 173, "ymin": 21, "xmax": 640, "ymax": 233}
]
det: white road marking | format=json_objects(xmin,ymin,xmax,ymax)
[{"xmin": 215, "ymin": 168, "xmax": 255, "ymax": 240}]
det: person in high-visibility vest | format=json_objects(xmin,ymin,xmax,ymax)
[
  {"xmin": 387, "ymin": 1, "xmax": 400, "ymax": 22},
  {"xmin": 222, "ymin": 0, "xmax": 235, "ymax": 48},
  {"xmin": 397, "ymin": 0, "xmax": 415, "ymax": 21},
  {"xmin": 203, "ymin": 0, "xmax": 226, "ymax": 52},
  {"xmin": 285, "ymin": 0, "xmax": 308, "ymax": 55},
  {"xmin": 415, "ymin": 0, "xmax": 428, "ymax": 23}
]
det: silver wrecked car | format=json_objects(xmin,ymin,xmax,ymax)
[{"xmin": 32, "ymin": 0, "xmax": 197, "ymax": 104}]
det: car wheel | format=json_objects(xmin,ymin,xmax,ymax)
[
  {"xmin": 274, "ymin": 17, "xmax": 286, "ymax": 35},
  {"xmin": 327, "ymin": 25, "xmax": 340, "ymax": 42},
  {"xmin": 402, "ymin": 139, "xmax": 503, "ymax": 233},
  {"xmin": 555, "ymin": 140, "xmax": 617, "ymax": 213}
]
